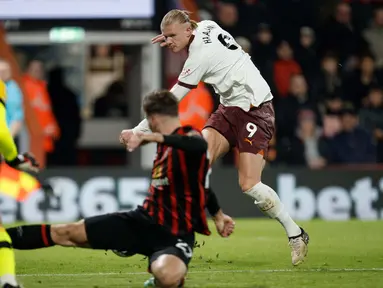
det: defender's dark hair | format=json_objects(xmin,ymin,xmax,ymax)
[{"xmin": 143, "ymin": 90, "xmax": 179, "ymax": 117}]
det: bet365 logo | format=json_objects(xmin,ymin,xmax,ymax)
[
  {"xmin": 0, "ymin": 177, "xmax": 150, "ymax": 223},
  {"xmin": 277, "ymin": 174, "xmax": 383, "ymax": 220}
]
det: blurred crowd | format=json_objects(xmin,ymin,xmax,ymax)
[
  {"xmin": 0, "ymin": 58, "xmax": 81, "ymax": 166},
  {"xmin": 194, "ymin": 0, "xmax": 383, "ymax": 167}
]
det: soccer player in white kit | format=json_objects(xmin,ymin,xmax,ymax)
[{"xmin": 120, "ymin": 10, "xmax": 309, "ymax": 270}]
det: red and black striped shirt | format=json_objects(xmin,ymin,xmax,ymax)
[{"xmin": 142, "ymin": 126, "xmax": 211, "ymax": 237}]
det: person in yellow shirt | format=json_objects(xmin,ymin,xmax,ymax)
[{"xmin": 0, "ymin": 80, "xmax": 39, "ymax": 288}]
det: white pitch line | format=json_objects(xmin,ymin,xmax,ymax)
[{"xmin": 18, "ymin": 268, "xmax": 383, "ymax": 277}]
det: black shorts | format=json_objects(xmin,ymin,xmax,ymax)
[{"xmin": 84, "ymin": 208, "xmax": 195, "ymax": 268}]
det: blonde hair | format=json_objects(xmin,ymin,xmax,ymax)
[{"xmin": 161, "ymin": 9, "xmax": 198, "ymax": 30}]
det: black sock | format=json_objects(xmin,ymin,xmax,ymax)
[{"xmin": 6, "ymin": 224, "xmax": 55, "ymax": 250}]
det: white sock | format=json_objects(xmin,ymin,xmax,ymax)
[
  {"xmin": 244, "ymin": 182, "xmax": 301, "ymax": 238},
  {"xmin": 0, "ymin": 274, "xmax": 18, "ymax": 286}
]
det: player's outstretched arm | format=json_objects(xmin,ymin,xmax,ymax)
[
  {"xmin": 119, "ymin": 122, "xmax": 151, "ymax": 152},
  {"xmin": 206, "ymin": 187, "xmax": 235, "ymax": 238},
  {"xmin": 135, "ymin": 131, "xmax": 207, "ymax": 152},
  {"xmin": 162, "ymin": 132, "xmax": 207, "ymax": 152},
  {"xmin": 120, "ymin": 84, "xmax": 191, "ymax": 151}
]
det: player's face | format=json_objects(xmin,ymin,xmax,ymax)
[{"xmin": 162, "ymin": 22, "xmax": 192, "ymax": 53}]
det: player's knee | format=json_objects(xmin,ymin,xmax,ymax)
[
  {"xmin": 151, "ymin": 255, "xmax": 186, "ymax": 288},
  {"xmin": 152, "ymin": 266, "xmax": 182, "ymax": 288},
  {"xmin": 238, "ymin": 153, "xmax": 263, "ymax": 192},
  {"xmin": 239, "ymin": 177, "xmax": 261, "ymax": 193},
  {"xmin": 51, "ymin": 220, "xmax": 87, "ymax": 247},
  {"xmin": 51, "ymin": 224, "xmax": 77, "ymax": 246}
]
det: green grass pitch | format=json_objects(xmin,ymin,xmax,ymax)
[{"xmin": 10, "ymin": 219, "xmax": 383, "ymax": 287}]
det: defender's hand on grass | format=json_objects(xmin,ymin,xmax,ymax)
[{"xmin": 213, "ymin": 210, "xmax": 235, "ymax": 238}]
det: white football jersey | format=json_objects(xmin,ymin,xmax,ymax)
[{"xmin": 178, "ymin": 20, "xmax": 272, "ymax": 111}]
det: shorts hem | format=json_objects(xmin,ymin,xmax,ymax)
[
  {"xmin": 202, "ymin": 125, "xmax": 234, "ymax": 147},
  {"xmin": 238, "ymin": 148, "xmax": 267, "ymax": 159}
]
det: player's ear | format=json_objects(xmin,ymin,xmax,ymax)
[
  {"xmin": 185, "ymin": 25, "xmax": 192, "ymax": 36},
  {"xmin": 151, "ymin": 115, "xmax": 160, "ymax": 129},
  {"xmin": 147, "ymin": 115, "xmax": 155, "ymax": 131}
]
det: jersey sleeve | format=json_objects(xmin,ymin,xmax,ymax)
[{"xmin": 178, "ymin": 51, "xmax": 209, "ymax": 89}]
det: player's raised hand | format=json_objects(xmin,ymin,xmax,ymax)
[
  {"xmin": 119, "ymin": 129, "xmax": 142, "ymax": 152},
  {"xmin": 151, "ymin": 34, "xmax": 168, "ymax": 47},
  {"xmin": 120, "ymin": 129, "xmax": 133, "ymax": 144},
  {"xmin": 6, "ymin": 152, "xmax": 40, "ymax": 173}
]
